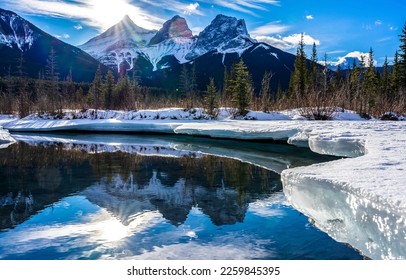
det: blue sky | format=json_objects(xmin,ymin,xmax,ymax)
[{"xmin": 1, "ymin": 0, "xmax": 405, "ymax": 66}]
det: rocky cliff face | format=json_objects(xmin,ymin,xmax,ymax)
[{"xmin": 149, "ymin": 15, "xmax": 193, "ymax": 45}]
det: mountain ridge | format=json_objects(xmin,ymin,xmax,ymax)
[{"xmin": 0, "ymin": 8, "xmax": 108, "ymax": 82}]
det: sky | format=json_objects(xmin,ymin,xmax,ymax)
[{"xmin": 1, "ymin": 0, "xmax": 405, "ymax": 66}]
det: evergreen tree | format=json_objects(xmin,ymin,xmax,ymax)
[
  {"xmin": 310, "ymin": 42, "xmax": 318, "ymax": 91},
  {"xmin": 289, "ymin": 33, "xmax": 308, "ymax": 98},
  {"xmin": 381, "ymin": 56, "xmax": 390, "ymax": 99},
  {"xmin": 92, "ymin": 64, "xmax": 103, "ymax": 111},
  {"xmin": 16, "ymin": 52, "xmax": 31, "ymax": 117},
  {"xmin": 364, "ymin": 48, "xmax": 377, "ymax": 112},
  {"xmin": 204, "ymin": 78, "xmax": 218, "ymax": 116},
  {"xmin": 129, "ymin": 70, "xmax": 139, "ymax": 110},
  {"xmin": 231, "ymin": 59, "xmax": 252, "ymax": 115},
  {"xmin": 391, "ymin": 50, "xmax": 401, "ymax": 94},
  {"xmin": 179, "ymin": 65, "xmax": 190, "ymax": 97},
  {"xmin": 104, "ymin": 69, "xmax": 115, "ymax": 109},
  {"xmin": 260, "ymin": 71, "xmax": 272, "ymax": 112},
  {"xmin": 399, "ymin": 22, "xmax": 406, "ymax": 88},
  {"xmin": 179, "ymin": 64, "xmax": 197, "ymax": 108},
  {"xmin": 45, "ymin": 47, "xmax": 60, "ymax": 112},
  {"xmin": 115, "ymin": 75, "xmax": 130, "ymax": 109},
  {"xmin": 350, "ymin": 58, "xmax": 360, "ymax": 105}
]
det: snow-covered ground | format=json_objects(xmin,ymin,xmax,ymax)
[{"xmin": 1, "ymin": 108, "xmax": 406, "ymax": 259}]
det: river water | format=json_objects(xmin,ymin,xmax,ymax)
[{"xmin": 0, "ymin": 133, "xmax": 362, "ymax": 259}]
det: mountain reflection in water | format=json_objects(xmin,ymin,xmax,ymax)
[{"xmin": 0, "ymin": 134, "xmax": 362, "ymax": 260}]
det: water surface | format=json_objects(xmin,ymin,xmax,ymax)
[{"xmin": 0, "ymin": 133, "xmax": 363, "ymax": 260}]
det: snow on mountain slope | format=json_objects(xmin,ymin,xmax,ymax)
[
  {"xmin": 186, "ymin": 14, "xmax": 256, "ymax": 60},
  {"xmin": 79, "ymin": 15, "xmax": 156, "ymax": 71},
  {"xmin": 142, "ymin": 37, "xmax": 195, "ymax": 71},
  {"xmin": 0, "ymin": 8, "xmax": 36, "ymax": 51},
  {"xmin": 79, "ymin": 14, "xmax": 257, "ymax": 73}
]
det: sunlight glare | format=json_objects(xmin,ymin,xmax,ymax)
[{"xmin": 85, "ymin": 0, "xmax": 161, "ymax": 31}]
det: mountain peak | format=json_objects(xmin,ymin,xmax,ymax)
[
  {"xmin": 120, "ymin": 15, "xmax": 134, "ymax": 25},
  {"xmin": 185, "ymin": 14, "xmax": 253, "ymax": 60},
  {"xmin": 210, "ymin": 14, "xmax": 249, "ymax": 36},
  {"xmin": 149, "ymin": 15, "xmax": 193, "ymax": 45}
]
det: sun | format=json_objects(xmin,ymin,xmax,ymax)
[{"xmin": 85, "ymin": 0, "xmax": 161, "ymax": 31}]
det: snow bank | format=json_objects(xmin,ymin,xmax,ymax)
[
  {"xmin": 0, "ymin": 128, "xmax": 15, "ymax": 148},
  {"xmin": 282, "ymin": 121, "xmax": 406, "ymax": 259}
]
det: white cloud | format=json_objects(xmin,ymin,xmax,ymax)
[
  {"xmin": 375, "ymin": 20, "xmax": 383, "ymax": 26},
  {"xmin": 53, "ymin": 33, "xmax": 70, "ymax": 40},
  {"xmin": 256, "ymin": 33, "xmax": 320, "ymax": 50},
  {"xmin": 1, "ymin": 0, "xmax": 165, "ymax": 31},
  {"xmin": 139, "ymin": 0, "xmax": 204, "ymax": 16},
  {"xmin": 74, "ymin": 24, "xmax": 83, "ymax": 30},
  {"xmin": 389, "ymin": 25, "xmax": 398, "ymax": 31},
  {"xmin": 306, "ymin": 15, "xmax": 314, "ymax": 20},
  {"xmin": 251, "ymin": 21, "xmax": 290, "ymax": 36},
  {"xmin": 327, "ymin": 51, "xmax": 376, "ymax": 67},
  {"xmin": 283, "ymin": 33, "xmax": 320, "ymax": 46},
  {"xmin": 326, "ymin": 50, "xmax": 347, "ymax": 55},
  {"xmin": 184, "ymin": 3, "xmax": 201, "ymax": 15},
  {"xmin": 191, "ymin": 26, "xmax": 204, "ymax": 36},
  {"xmin": 212, "ymin": 0, "xmax": 280, "ymax": 16}
]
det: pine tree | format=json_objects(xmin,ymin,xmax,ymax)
[
  {"xmin": 204, "ymin": 78, "xmax": 218, "ymax": 117},
  {"xmin": 179, "ymin": 65, "xmax": 190, "ymax": 97},
  {"xmin": 381, "ymin": 56, "xmax": 390, "ymax": 99},
  {"xmin": 45, "ymin": 47, "xmax": 60, "ymax": 113},
  {"xmin": 391, "ymin": 50, "xmax": 401, "ymax": 94},
  {"xmin": 310, "ymin": 42, "xmax": 318, "ymax": 91},
  {"xmin": 129, "ymin": 69, "xmax": 139, "ymax": 110},
  {"xmin": 104, "ymin": 69, "xmax": 115, "ymax": 109},
  {"xmin": 231, "ymin": 59, "xmax": 252, "ymax": 115},
  {"xmin": 16, "ymin": 52, "xmax": 31, "ymax": 118},
  {"xmin": 399, "ymin": 22, "xmax": 406, "ymax": 88},
  {"xmin": 289, "ymin": 33, "xmax": 308, "ymax": 98},
  {"xmin": 260, "ymin": 71, "xmax": 272, "ymax": 112},
  {"xmin": 332, "ymin": 64, "xmax": 343, "ymax": 92},
  {"xmin": 115, "ymin": 75, "xmax": 130, "ymax": 109},
  {"xmin": 364, "ymin": 48, "xmax": 377, "ymax": 112},
  {"xmin": 92, "ymin": 64, "xmax": 103, "ymax": 111}
]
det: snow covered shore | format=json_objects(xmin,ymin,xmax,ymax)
[
  {"xmin": 1, "ymin": 108, "xmax": 406, "ymax": 259},
  {"xmin": 0, "ymin": 128, "xmax": 15, "ymax": 148}
]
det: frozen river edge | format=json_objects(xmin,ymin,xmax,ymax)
[{"xmin": 2, "ymin": 117, "xmax": 406, "ymax": 259}]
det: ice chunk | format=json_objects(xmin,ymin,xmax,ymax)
[{"xmin": 282, "ymin": 171, "xmax": 406, "ymax": 259}]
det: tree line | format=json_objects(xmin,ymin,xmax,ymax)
[{"xmin": 1, "ymin": 23, "xmax": 406, "ymax": 119}]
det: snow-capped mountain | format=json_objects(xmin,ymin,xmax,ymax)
[
  {"xmin": 0, "ymin": 9, "xmax": 35, "ymax": 51},
  {"xmin": 79, "ymin": 15, "xmax": 156, "ymax": 73},
  {"xmin": 79, "ymin": 14, "xmax": 257, "ymax": 73},
  {"xmin": 0, "ymin": 8, "xmax": 107, "ymax": 82},
  {"xmin": 186, "ymin": 14, "xmax": 256, "ymax": 60}
]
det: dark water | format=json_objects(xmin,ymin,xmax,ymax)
[{"xmin": 0, "ymin": 133, "xmax": 363, "ymax": 260}]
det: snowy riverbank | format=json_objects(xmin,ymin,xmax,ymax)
[{"xmin": 1, "ymin": 108, "xmax": 406, "ymax": 259}]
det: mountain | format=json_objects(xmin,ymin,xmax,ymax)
[
  {"xmin": 185, "ymin": 14, "xmax": 256, "ymax": 60},
  {"xmin": 80, "ymin": 14, "xmax": 298, "ymax": 92},
  {"xmin": 80, "ymin": 14, "xmax": 256, "ymax": 72},
  {"xmin": 0, "ymin": 8, "xmax": 106, "ymax": 82},
  {"xmin": 140, "ymin": 43, "xmax": 296, "ymax": 94},
  {"xmin": 79, "ymin": 15, "xmax": 156, "ymax": 73}
]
